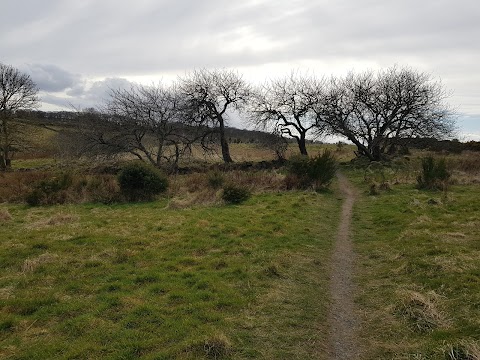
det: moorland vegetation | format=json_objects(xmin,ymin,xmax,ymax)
[{"xmin": 1, "ymin": 61, "xmax": 479, "ymax": 359}]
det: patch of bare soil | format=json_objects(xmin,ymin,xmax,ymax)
[{"xmin": 327, "ymin": 173, "xmax": 360, "ymax": 359}]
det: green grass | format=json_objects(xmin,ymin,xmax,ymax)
[
  {"xmin": 0, "ymin": 191, "xmax": 340, "ymax": 359},
  {"xmin": 11, "ymin": 158, "xmax": 56, "ymax": 170},
  {"xmin": 351, "ymin": 171, "xmax": 480, "ymax": 359}
]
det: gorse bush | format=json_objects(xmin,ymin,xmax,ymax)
[
  {"xmin": 417, "ymin": 157, "xmax": 450, "ymax": 190},
  {"xmin": 286, "ymin": 150, "xmax": 337, "ymax": 190},
  {"xmin": 222, "ymin": 184, "xmax": 250, "ymax": 204},
  {"xmin": 118, "ymin": 162, "xmax": 168, "ymax": 201}
]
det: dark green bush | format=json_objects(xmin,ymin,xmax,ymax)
[
  {"xmin": 26, "ymin": 173, "xmax": 73, "ymax": 206},
  {"xmin": 417, "ymin": 157, "xmax": 450, "ymax": 190},
  {"xmin": 207, "ymin": 170, "xmax": 225, "ymax": 189},
  {"xmin": 117, "ymin": 162, "xmax": 168, "ymax": 202},
  {"xmin": 222, "ymin": 185, "xmax": 250, "ymax": 204},
  {"xmin": 286, "ymin": 150, "xmax": 337, "ymax": 190}
]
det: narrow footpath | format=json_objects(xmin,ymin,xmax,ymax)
[{"xmin": 327, "ymin": 173, "xmax": 360, "ymax": 359}]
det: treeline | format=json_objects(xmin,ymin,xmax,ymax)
[
  {"xmin": 400, "ymin": 138, "xmax": 480, "ymax": 153},
  {"xmin": 5, "ymin": 65, "xmax": 459, "ymax": 170}
]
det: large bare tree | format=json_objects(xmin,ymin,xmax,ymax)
[
  {"xmin": 250, "ymin": 72, "xmax": 326, "ymax": 156},
  {"xmin": 0, "ymin": 63, "xmax": 39, "ymax": 169},
  {"xmin": 314, "ymin": 66, "xmax": 455, "ymax": 161},
  {"xmin": 70, "ymin": 83, "xmax": 197, "ymax": 169},
  {"xmin": 179, "ymin": 68, "xmax": 250, "ymax": 163}
]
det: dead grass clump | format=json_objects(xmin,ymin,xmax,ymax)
[
  {"xmin": 0, "ymin": 208, "xmax": 13, "ymax": 222},
  {"xmin": 0, "ymin": 286, "xmax": 15, "ymax": 300},
  {"xmin": 203, "ymin": 333, "xmax": 232, "ymax": 359},
  {"xmin": 45, "ymin": 213, "xmax": 79, "ymax": 225},
  {"xmin": 168, "ymin": 189, "xmax": 221, "ymax": 209},
  {"xmin": 22, "ymin": 253, "xmax": 59, "ymax": 273},
  {"xmin": 445, "ymin": 340, "xmax": 480, "ymax": 360},
  {"xmin": 28, "ymin": 213, "xmax": 79, "ymax": 229},
  {"xmin": 397, "ymin": 290, "xmax": 448, "ymax": 332}
]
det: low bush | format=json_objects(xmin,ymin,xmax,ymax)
[
  {"xmin": 286, "ymin": 150, "xmax": 337, "ymax": 190},
  {"xmin": 222, "ymin": 184, "xmax": 250, "ymax": 204},
  {"xmin": 24, "ymin": 172, "xmax": 121, "ymax": 206},
  {"xmin": 118, "ymin": 162, "xmax": 168, "ymax": 202},
  {"xmin": 26, "ymin": 173, "xmax": 73, "ymax": 206},
  {"xmin": 207, "ymin": 170, "xmax": 225, "ymax": 189},
  {"xmin": 417, "ymin": 157, "xmax": 450, "ymax": 190}
]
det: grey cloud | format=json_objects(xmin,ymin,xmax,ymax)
[
  {"xmin": 2, "ymin": 0, "xmax": 479, "ymax": 75},
  {"xmin": 2, "ymin": 0, "xmax": 479, "ymax": 137},
  {"xmin": 41, "ymin": 77, "xmax": 133, "ymax": 110},
  {"xmin": 24, "ymin": 64, "xmax": 81, "ymax": 92}
]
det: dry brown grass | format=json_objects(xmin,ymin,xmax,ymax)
[
  {"xmin": 167, "ymin": 169, "xmax": 286, "ymax": 208},
  {"xmin": 396, "ymin": 289, "xmax": 449, "ymax": 333},
  {"xmin": 0, "ymin": 208, "xmax": 13, "ymax": 222},
  {"xmin": 0, "ymin": 171, "xmax": 51, "ymax": 203},
  {"xmin": 445, "ymin": 340, "xmax": 480, "ymax": 360},
  {"xmin": 411, "ymin": 150, "xmax": 480, "ymax": 185},
  {"xmin": 27, "ymin": 213, "xmax": 80, "ymax": 229},
  {"xmin": 22, "ymin": 253, "xmax": 59, "ymax": 273},
  {"xmin": 202, "ymin": 333, "xmax": 232, "ymax": 359}
]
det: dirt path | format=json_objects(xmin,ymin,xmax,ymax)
[{"xmin": 327, "ymin": 172, "xmax": 360, "ymax": 359}]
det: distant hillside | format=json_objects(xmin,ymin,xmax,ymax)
[{"xmin": 15, "ymin": 110, "xmax": 301, "ymax": 144}]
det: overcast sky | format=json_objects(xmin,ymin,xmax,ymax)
[{"xmin": 2, "ymin": 0, "xmax": 479, "ymax": 139}]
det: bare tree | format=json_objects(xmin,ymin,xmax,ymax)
[
  {"xmin": 179, "ymin": 68, "xmax": 250, "ymax": 163},
  {"xmin": 250, "ymin": 72, "xmax": 326, "ymax": 156},
  {"xmin": 0, "ymin": 63, "xmax": 39, "ymax": 169},
  {"xmin": 70, "ymin": 83, "xmax": 197, "ymax": 169},
  {"xmin": 314, "ymin": 66, "xmax": 456, "ymax": 161}
]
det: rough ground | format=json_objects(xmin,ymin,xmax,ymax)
[{"xmin": 327, "ymin": 173, "xmax": 360, "ymax": 359}]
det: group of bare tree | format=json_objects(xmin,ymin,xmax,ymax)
[
  {"xmin": 252, "ymin": 67, "xmax": 454, "ymax": 160},
  {"xmin": 0, "ymin": 62, "xmax": 456, "ymax": 170}
]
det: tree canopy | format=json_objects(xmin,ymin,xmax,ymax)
[
  {"xmin": 314, "ymin": 66, "xmax": 455, "ymax": 160},
  {"xmin": 0, "ymin": 62, "xmax": 39, "ymax": 169}
]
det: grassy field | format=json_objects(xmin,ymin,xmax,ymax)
[
  {"xmin": 0, "ymin": 190, "xmax": 340, "ymax": 359},
  {"xmin": 347, "ymin": 158, "xmax": 480, "ymax": 359},
  {"xmin": 2, "ymin": 139, "xmax": 480, "ymax": 359}
]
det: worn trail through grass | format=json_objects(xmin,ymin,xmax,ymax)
[{"xmin": 327, "ymin": 173, "xmax": 360, "ymax": 359}]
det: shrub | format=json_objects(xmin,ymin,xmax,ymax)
[
  {"xmin": 117, "ymin": 162, "xmax": 168, "ymax": 202},
  {"xmin": 286, "ymin": 150, "xmax": 337, "ymax": 190},
  {"xmin": 417, "ymin": 157, "xmax": 450, "ymax": 190},
  {"xmin": 26, "ymin": 173, "xmax": 73, "ymax": 206},
  {"xmin": 207, "ymin": 170, "xmax": 225, "ymax": 189},
  {"xmin": 222, "ymin": 185, "xmax": 250, "ymax": 204}
]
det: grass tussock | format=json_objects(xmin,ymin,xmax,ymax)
[
  {"xmin": 0, "ymin": 208, "xmax": 13, "ymax": 222},
  {"xmin": 22, "ymin": 253, "xmax": 59, "ymax": 273},
  {"xmin": 202, "ymin": 333, "xmax": 232, "ymax": 359},
  {"xmin": 397, "ymin": 290, "xmax": 448, "ymax": 332},
  {"xmin": 445, "ymin": 340, "xmax": 480, "ymax": 360},
  {"xmin": 27, "ymin": 212, "xmax": 79, "ymax": 229}
]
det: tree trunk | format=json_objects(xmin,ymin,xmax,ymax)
[
  {"xmin": 0, "ymin": 155, "xmax": 6, "ymax": 171},
  {"xmin": 346, "ymin": 134, "xmax": 375, "ymax": 161},
  {"xmin": 297, "ymin": 133, "xmax": 308, "ymax": 156},
  {"xmin": 218, "ymin": 115, "xmax": 233, "ymax": 163}
]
